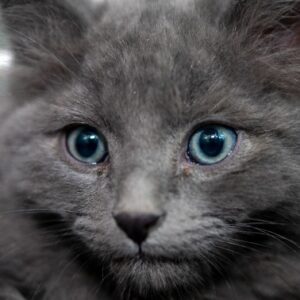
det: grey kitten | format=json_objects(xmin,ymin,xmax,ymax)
[{"xmin": 0, "ymin": 0, "xmax": 299, "ymax": 299}]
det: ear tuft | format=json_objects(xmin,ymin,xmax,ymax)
[
  {"xmin": 1, "ymin": 0, "xmax": 87, "ymax": 98},
  {"xmin": 224, "ymin": 0, "xmax": 300, "ymax": 93},
  {"xmin": 226, "ymin": 0, "xmax": 300, "ymax": 48}
]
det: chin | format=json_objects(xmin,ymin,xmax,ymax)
[{"xmin": 108, "ymin": 255, "xmax": 202, "ymax": 298}]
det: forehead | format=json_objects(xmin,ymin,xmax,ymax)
[
  {"xmin": 78, "ymin": 5, "xmax": 222, "ymax": 111},
  {"xmin": 56, "ymin": 1, "xmax": 263, "ymax": 135}
]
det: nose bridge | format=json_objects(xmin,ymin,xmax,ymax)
[
  {"xmin": 114, "ymin": 169, "xmax": 162, "ymax": 215},
  {"xmin": 123, "ymin": 109, "xmax": 166, "ymax": 165},
  {"xmin": 113, "ymin": 169, "xmax": 167, "ymax": 245}
]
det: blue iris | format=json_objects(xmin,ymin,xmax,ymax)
[
  {"xmin": 188, "ymin": 125, "xmax": 237, "ymax": 165},
  {"xmin": 67, "ymin": 126, "xmax": 108, "ymax": 164}
]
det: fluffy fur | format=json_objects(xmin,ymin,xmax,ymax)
[{"xmin": 0, "ymin": 0, "xmax": 299, "ymax": 299}]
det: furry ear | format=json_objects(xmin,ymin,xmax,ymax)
[
  {"xmin": 1, "ymin": 0, "xmax": 87, "ymax": 99},
  {"xmin": 224, "ymin": 0, "xmax": 300, "ymax": 93},
  {"xmin": 227, "ymin": 0, "xmax": 300, "ymax": 48}
]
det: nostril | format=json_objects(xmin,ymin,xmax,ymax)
[{"xmin": 113, "ymin": 212, "xmax": 162, "ymax": 245}]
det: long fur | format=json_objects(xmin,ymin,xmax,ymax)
[{"xmin": 0, "ymin": 1, "xmax": 299, "ymax": 299}]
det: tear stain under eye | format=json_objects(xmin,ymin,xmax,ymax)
[
  {"xmin": 96, "ymin": 160, "xmax": 110, "ymax": 176},
  {"xmin": 183, "ymin": 166, "xmax": 192, "ymax": 177}
]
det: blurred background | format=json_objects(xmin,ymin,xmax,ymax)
[{"xmin": 0, "ymin": 19, "xmax": 11, "ymax": 72}]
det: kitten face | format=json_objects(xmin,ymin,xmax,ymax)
[{"xmin": 0, "ymin": 0, "xmax": 299, "ymax": 298}]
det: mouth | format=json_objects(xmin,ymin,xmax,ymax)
[
  {"xmin": 111, "ymin": 249, "xmax": 197, "ymax": 275},
  {"xmin": 112, "ymin": 245, "xmax": 191, "ymax": 265}
]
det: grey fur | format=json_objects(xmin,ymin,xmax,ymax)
[{"xmin": 0, "ymin": 0, "xmax": 299, "ymax": 299}]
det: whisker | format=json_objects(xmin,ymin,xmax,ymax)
[{"xmin": 0, "ymin": 208, "xmax": 77, "ymax": 216}]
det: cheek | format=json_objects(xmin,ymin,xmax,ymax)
[
  {"xmin": 146, "ymin": 193, "xmax": 231, "ymax": 257},
  {"xmin": 175, "ymin": 133, "xmax": 291, "ymax": 224},
  {"xmin": 201, "ymin": 160, "xmax": 291, "ymax": 223},
  {"xmin": 6, "ymin": 134, "xmax": 112, "ymax": 214}
]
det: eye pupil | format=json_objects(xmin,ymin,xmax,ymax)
[
  {"xmin": 75, "ymin": 130, "xmax": 100, "ymax": 158},
  {"xmin": 188, "ymin": 125, "xmax": 237, "ymax": 165},
  {"xmin": 199, "ymin": 128, "xmax": 225, "ymax": 157},
  {"xmin": 67, "ymin": 126, "xmax": 108, "ymax": 164}
]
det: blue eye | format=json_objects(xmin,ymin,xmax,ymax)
[
  {"xmin": 66, "ymin": 126, "xmax": 108, "ymax": 164},
  {"xmin": 187, "ymin": 125, "xmax": 237, "ymax": 165}
]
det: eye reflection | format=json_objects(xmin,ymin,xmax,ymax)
[
  {"xmin": 66, "ymin": 126, "xmax": 108, "ymax": 164},
  {"xmin": 187, "ymin": 125, "xmax": 237, "ymax": 165}
]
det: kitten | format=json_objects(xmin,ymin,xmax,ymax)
[{"xmin": 0, "ymin": 0, "xmax": 299, "ymax": 299}]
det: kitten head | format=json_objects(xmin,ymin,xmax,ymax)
[{"xmin": 0, "ymin": 0, "xmax": 299, "ymax": 298}]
